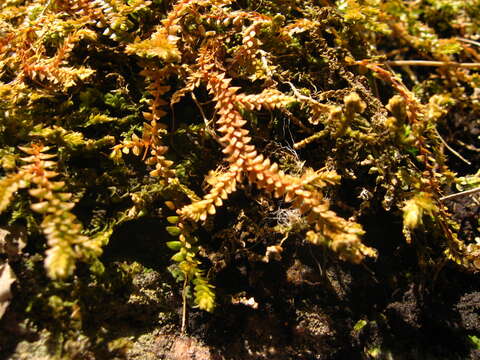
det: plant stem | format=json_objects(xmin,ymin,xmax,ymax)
[
  {"xmin": 440, "ymin": 186, "xmax": 480, "ymax": 201},
  {"xmin": 385, "ymin": 60, "xmax": 480, "ymax": 68},
  {"xmin": 181, "ymin": 277, "xmax": 188, "ymax": 334}
]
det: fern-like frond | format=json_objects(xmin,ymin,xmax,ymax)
[
  {"xmin": 192, "ymin": 273, "xmax": 215, "ymax": 312},
  {"xmin": 126, "ymin": 29, "xmax": 180, "ymax": 62},
  {"xmin": 15, "ymin": 144, "xmax": 99, "ymax": 279},
  {"xmin": 0, "ymin": 172, "xmax": 29, "ymax": 214}
]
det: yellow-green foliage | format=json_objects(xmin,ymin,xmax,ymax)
[
  {"xmin": 0, "ymin": 144, "xmax": 103, "ymax": 279},
  {"xmin": 1, "ymin": 0, "xmax": 480, "ymax": 317}
]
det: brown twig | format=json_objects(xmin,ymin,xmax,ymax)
[
  {"xmin": 385, "ymin": 60, "xmax": 480, "ymax": 68},
  {"xmin": 440, "ymin": 186, "xmax": 480, "ymax": 201}
]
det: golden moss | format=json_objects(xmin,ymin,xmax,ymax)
[{"xmin": 1, "ymin": 0, "xmax": 480, "ymax": 326}]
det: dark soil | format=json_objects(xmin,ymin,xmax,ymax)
[
  {"xmin": 2, "ymin": 218, "xmax": 480, "ymax": 360},
  {"xmin": 2, "ymin": 47, "xmax": 480, "ymax": 360},
  {"xmin": 2, "ymin": 120, "xmax": 480, "ymax": 359}
]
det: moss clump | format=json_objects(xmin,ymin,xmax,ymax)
[{"xmin": 1, "ymin": 0, "xmax": 480, "ymax": 357}]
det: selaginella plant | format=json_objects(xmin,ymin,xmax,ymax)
[
  {"xmin": 116, "ymin": 0, "xmax": 382, "ymax": 313},
  {"xmin": 1, "ymin": 0, "xmax": 480, "ymax": 327}
]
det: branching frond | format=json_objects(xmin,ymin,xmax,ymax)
[{"xmin": 0, "ymin": 144, "xmax": 99, "ymax": 279}]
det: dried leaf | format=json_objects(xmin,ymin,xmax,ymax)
[{"xmin": 0, "ymin": 262, "xmax": 16, "ymax": 319}]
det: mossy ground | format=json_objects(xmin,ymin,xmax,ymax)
[
  {"xmin": 2, "ymin": 201, "xmax": 480, "ymax": 359},
  {"xmin": 1, "ymin": 0, "xmax": 480, "ymax": 359}
]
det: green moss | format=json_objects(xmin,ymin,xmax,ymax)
[{"xmin": 1, "ymin": 0, "xmax": 480, "ymax": 354}]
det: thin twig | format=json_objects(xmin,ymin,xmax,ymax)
[
  {"xmin": 282, "ymin": 108, "xmax": 313, "ymax": 134},
  {"xmin": 285, "ymin": 81, "xmax": 329, "ymax": 134},
  {"xmin": 287, "ymin": 81, "xmax": 313, "ymax": 102},
  {"xmin": 294, "ymin": 130, "xmax": 326, "ymax": 149},
  {"xmin": 435, "ymin": 128, "xmax": 472, "ymax": 166},
  {"xmin": 385, "ymin": 60, "xmax": 480, "ymax": 68},
  {"xmin": 181, "ymin": 277, "xmax": 188, "ymax": 334},
  {"xmin": 190, "ymin": 91, "xmax": 221, "ymax": 144},
  {"xmin": 458, "ymin": 38, "xmax": 480, "ymax": 47},
  {"xmin": 440, "ymin": 186, "xmax": 480, "ymax": 201},
  {"xmin": 40, "ymin": 0, "xmax": 53, "ymax": 17}
]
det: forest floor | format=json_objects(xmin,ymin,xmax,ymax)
[
  {"xmin": 1, "ymin": 1, "xmax": 480, "ymax": 357},
  {"xmin": 1, "ymin": 110, "xmax": 480, "ymax": 360}
]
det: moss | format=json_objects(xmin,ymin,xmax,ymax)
[{"xmin": 1, "ymin": 0, "xmax": 480, "ymax": 356}]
